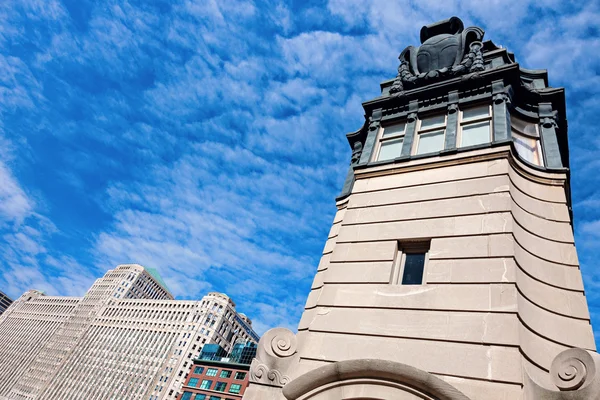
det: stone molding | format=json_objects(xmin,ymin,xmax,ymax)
[
  {"xmin": 526, "ymin": 348, "xmax": 600, "ymax": 399},
  {"xmin": 249, "ymin": 328, "xmax": 298, "ymax": 388},
  {"xmin": 281, "ymin": 359, "xmax": 471, "ymax": 400}
]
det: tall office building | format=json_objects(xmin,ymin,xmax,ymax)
[
  {"xmin": 0, "ymin": 264, "xmax": 258, "ymax": 400},
  {"xmin": 0, "ymin": 290, "xmax": 13, "ymax": 315},
  {"xmin": 244, "ymin": 17, "xmax": 598, "ymax": 400}
]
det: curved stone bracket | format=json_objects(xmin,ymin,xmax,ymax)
[
  {"xmin": 282, "ymin": 359, "xmax": 472, "ymax": 400},
  {"xmin": 526, "ymin": 348, "xmax": 600, "ymax": 399},
  {"xmin": 248, "ymin": 328, "xmax": 298, "ymax": 388}
]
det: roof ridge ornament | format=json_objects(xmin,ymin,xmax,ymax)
[{"xmin": 389, "ymin": 16, "xmax": 485, "ymax": 97}]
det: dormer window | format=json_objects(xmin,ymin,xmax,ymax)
[
  {"xmin": 375, "ymin": 122, "xmax": 406, "ymax": 161},
  {"xmin": 414, "ymin": 114, "xmax": 446, "ymax": 155},
  {"xmin": 458, "ymin": 104, "xmax": 492, "ymax": 147},
  {"xmin": 511, "ymin": 115, "xmax": 544, "ymax": 166}
]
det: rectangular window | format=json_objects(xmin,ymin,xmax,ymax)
[
  {"xmin": 215, "ymin": 382, "xmax": 227, "ymax": 392},
  {"xmin": 209, "ymin": 397, "xmax": 221, "ymax": 400},
  {"xmin": 196, "ymin": 395, "xmax": 206, "ymax": 400},
  {"xmin": 414, "ymin": 114, "xmax": 446, "ymax": 155},
  {"xmin": 374, "ymin": 121, "xmax": 406, "ymax": 161},
  {"xmin": 206, "ymin": 368, "xmax": 218, "ymax": 377},
  {"xmin": 181, "ymin": 393, "xmax": 193, "ymax": 400},
  {"xmin": 234, "ymin": 372, "xmax": 246, "ymax": 380},
  {"xmin": 188, "ymin": 378, "xmax": 199, "ymax": 387},
  {"xmin": 200, "ymin": 379, "xmax": 213, "ymax": 389},
  {"xmin": 390, "ymin": 242, "xmax": 430, "ymax": 285},
  {"xmin": 220, "ymin": 370, "xmax": 232, "ymax": 378},
  {"xmin": 458, "ymin": 104, "xmax": 492, "ymax": 147},
  {"xmin": 229, "ymin": 384, "xmax": 242, "ymax": 394},
  {"xmin": 193, "ymin": 366, "xmax": 204, "ymax": 374}
]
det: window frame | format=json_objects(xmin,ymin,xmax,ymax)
[
  {"xmin": 390, "ymin": 242, "xmax": 430, "ymax": 285},
  {"xmin": 206, "ymin": 368, "xmax": 218, "ymax": 377},
  {"xmin": 457, "ymin": 104, "xmax": 493, "ymax": 148},
  {"xmin": 510, "ymin": 114, "xmax": 544, "ymax": 167},
  {"xmin": 413, "ymin": 113, "xmax": 447, "ymax": 155},
  {"xmin": 229, "ymin": 383, "xmax": 242, "ymax": 394},
  {"xmin": 372, "ymin": 121, "xmax": 407, "ymax": 162},
  {"xmin": 234, "ymin": 371, "xmax": 247, "ymax": 380},
  {"xmin": 200, "ymin": 379, "xmax": 213, "ymax": 390},
  {"xmin": 215, "ymin": 381, "xmax": 227, "ymax": 392}
]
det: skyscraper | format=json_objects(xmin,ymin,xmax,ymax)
[
  {"xmin": 0, "ymin": 264, "xmax": 258, "ymax": 400},
  {"xmin": 244, "ymin": 17, "xmax": 598, "ymax": 400},
  {"xmin": 0, "ymin": 290, "xmax": 13, "ymax": 316}
]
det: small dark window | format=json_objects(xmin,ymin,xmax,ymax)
[
  {"xmin": 390, "ymin": 242, "xmax": 429, "ymax": 285},
  {"xmin": 402, "ymin": 253, "xmax": 426, "ymax": 285}
]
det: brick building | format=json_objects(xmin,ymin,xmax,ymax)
[{"xmin": 178, "ymin": 342, "xmax": 256, "ymax": 400}]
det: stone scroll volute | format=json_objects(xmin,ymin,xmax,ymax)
[{"xmin": 249, "ymin": 328, "xmax": 298, "ymax": 388}]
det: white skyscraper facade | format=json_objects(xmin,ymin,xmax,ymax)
[{"xmin": 0, "ymin": 264, "xmax": 259, "ymax": 400}]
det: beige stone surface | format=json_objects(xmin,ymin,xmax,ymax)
[
  {"xmin": 426, "ymin": 258, "xmax": 516, "ymax": 283},
  {"xmin": 343, "ymin": 193, "xmax": 510, "ymax": 224},
  {"xmin": 511, "ymin": 200, "xmax": 574, "ymax": 243},
  {"xmin": 324, "ymin": 261, "xmax": 393, "ymax": 284},
  {"xmin": 429, "ymin": 234, "xmax": 514, "ymax": 259},
  {"xmin": 516, "ymin": 269, "xmax": 588, "ymax": 319},
  {"xmin": 509, "ymin": 179, "xmax": 570, "ymax": 222},
  {"xmin": 303, "ymin": 307, "xmax": 519, "ymax": 345},
  {"xmin": 298, "ymin": 331, "xmax": 523, "ymax": 383},
  {"xmin": 517, "ymin": 294, "xmax": 595, "ymax": 349},
  {"xmin": 435, "ymin": 375, "xmax": 524, "ymax": 400},
  {"xmin": 513, "ymin": 243, "xmax": 583, "ymax": 291},
  {"xmin": 513, "ymin": 223, "xmax": 578, "ymax": 266},
  {"xmin": 353, "ymin": 160, "xmax": 507, "ymax": 193},
  {"xmin": 348, "ymin": 175, "xmax": 510, "ymax": 208},
  {"xmin": 316, "ymin": 283, "xmax": 517, "ymax": 312},
  {"xmin": 337, "ymin": 213, "xmax": 512, "ymax": 243},
  {"xmin": 330, "ymin": 241, "xmax": 397, "ymax": 262}
]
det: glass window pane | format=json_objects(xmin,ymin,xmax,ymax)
[
  {"xmin": 229, "ymin": 384, "xmax": 242, "ymax": 394},
  {"xmin": 181, "ymin": 393, "xmax": 193, "ymax": 400},
  {"xmin": 200, "ymin": 380, "xmax": 213, "ymax": 389},
  {"xmin": 419, "ymin": 114, "xmax": 445, "ymax": 129},
  {"xmin": 461, "ymin": 122, "xmax": 490, "ymax": 147},
  {"xmin": 382, "ymin": 122, "xmax": 405, "ymax": 137},
  {"xmin": 416, "ymin": 131, "xmax": 444, "ymax": 154},
  {"xmin": 234, "ymin": 372, "xmax": 246, "ymax": 380},
  {"xmin": 215, "ymin": 382, "xmax": 227, "ymax": 392},
  {"xmin": 511, "ymin": 115, "xmax": 539, "ymax": 137},
  {"xmin": 462, "ymin": 105, "xmax": 489, "ymax": 121},
  {"xmin": 220, "ymin": 370, "xmax": 232, "ymax": 378},
  {"xmin": 206, "ymin": 368, "xmax": 218, "ymax": 377},
  {"xmin": 188, "ymin": 378, "xmax": 199, "ymax": 387},
  {"xmin": 513, "ymin": 131, "xmax": 543, "ymax": 165},
  {"xmin": 196, "ymin": 395, "xmax": 206, "ymax": 400},
  {"xmin": 401, "ymin": 253, "xmax": 426, "ymax": 285},
  {"xmin": 377, "ymin": 138, "xmax": 403, "ymax": 161}
]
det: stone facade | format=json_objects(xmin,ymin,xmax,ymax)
[
  {"xmin": 0, "ymin": 265, "xmax": 258, "ymax": 400},
  {"xmin": 243, "ymin": 17, "xmax": 598, "ymax": 400}
]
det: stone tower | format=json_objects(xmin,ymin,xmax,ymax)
[{"xmin": 243, "ymin": 17, "xmax": 598, "ymax": 400}]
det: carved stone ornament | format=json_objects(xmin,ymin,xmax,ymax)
[
  {"xmin": 350, "ymin": 141, "xmax": 363, "ymax": 165},
  {"xmin": 526, "ymin": 348, "xmax": 600, "ymax": 399},
  {"xmin": 249, "ymin": 328, "xmax": 298, "ymax": 388},
  {"xmin": 389, "ymin": 17, "xmax": 485, "ymax": 96}
]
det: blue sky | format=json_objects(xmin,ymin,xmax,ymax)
[{"xmin": 0, "ymin": 0, "xmax": 599, "ymax": 337}]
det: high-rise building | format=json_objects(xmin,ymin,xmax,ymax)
[
  {"xmin": 243, "ymin": 17, "xmax": 599, "ymax": 400},
  {"xmin": 0, "ymin": 290, "xmax": 13, "ymax": 316},
  {"xmin": 0, "ymin": 264, "xmax": 258, "ymax": 400},
  {"xmin": 178, "ymin": 341, "xmax": 257, "ymax": 400}
]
